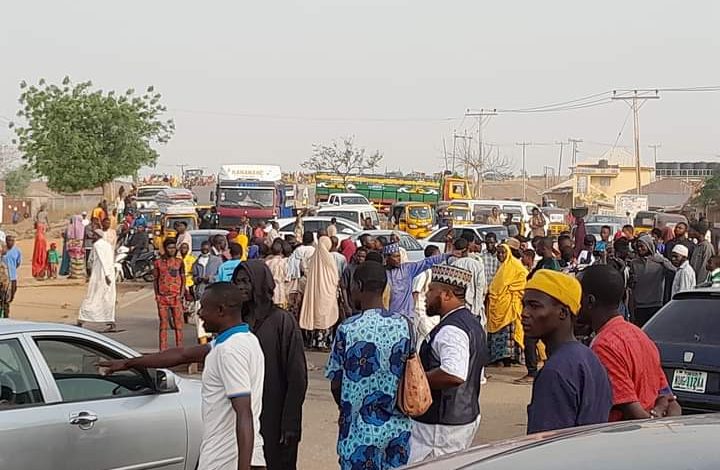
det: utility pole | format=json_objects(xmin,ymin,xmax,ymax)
[
  {"xmin": 453, "ymin": 131, "xmax": 473, "ymax": 179},
  {"xmin": 555, "ymin": 141, "xmax": 568, "ymax": 181},
  {"xmin": 516, "ymin": 142, "xmax": 531, "ymax": 201},
  {"xmin": 465, "ymin": 108, "xmax": 497, "ymax": 197},
  {"xmin": 612, "ymin": 90, "xmax": 661, "ymax": 194},
  {"xmin": 648, "ymin": 143, "xmax": 661, "ymax": 167},
  {"xmin": 568, "ymin": 138, "xmax": 583, "ymax": 169},
  {"xmin": 452, "ymin": 130, "xmax": 458, "ymax": 174}
]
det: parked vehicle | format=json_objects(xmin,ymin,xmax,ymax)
[
  {"xmin": 0, "ymin": 320, "xmax": 202, "ymax": 469},
  {"xmin": 187, "ymin": 229, "xmax": 229, "ymax": 257},
  {"xmin": 153, "ymin": 206, "xmax": 200, "ymax": 252},
  {"xmin": 315, "ymin": 204, "xmax": 381, "ymax": 228},
  {"xmin": 644, "ymin": 288, "xmax": 720, "ymax": 413},
  {"xmin": 421, "ymin": 224, "xmax": 509, "ymax": 251},
  {"xmin": 633, "ymin": 211, "xmax": 688, "ymax": 236},
  {"xmin": 115, "ymin": 245, "xmax": 155, "ymax": 282},
  {"xmin": 314, "ymin": 173, "xmax": 471, "ymax": 214},
  {"xmin": 542, "ymin": 207, "xmax": 570, "ymax": 236},
  {"xmin": 274, "ymin": 216, "xmax": 361, "ymax": 242},
  {"xmin": 321, "ymin": 192, "xmax": 371, "ymax": 207},
  {"xmin": 135, "ymin": 185, "xmax": 171, "ymax": 210},
  {"xmin": 390, "ymin": 201, "xmax": 434, "ymax": 239},
  {"xmin": 406, "ymin": 414, "xmax": 720, "ymax": 469},
  {"xmin": 214, "ymin": 164, "xmax": 290, "ymax": 227},
  {"xmin": 583, "ymin": 223, "xmax": 623, "ymax": 242},
  {"xmin": 585, "ymin": 214, "xmax": 628, "ymax": 226},
  {"xmin": 458, "ymin": 200, "xmax": 545, "ymax": 237},
  {"xmin": 154, "ymin": 188, "xmax": 196, "ymax": 211},
  {"xmin": 349, "ymin": 230, "xmax": 425, "ymax": 262},
  {"xmin": 436, "ymin": 201, "xmax": 472, "ymax": 226}
]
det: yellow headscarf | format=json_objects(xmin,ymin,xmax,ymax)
[
  {"xmin": 233, "ymin": 234, "xmax": 249, "ymax": 261},
  {"xmin": 487, "ymin": 245, "xmax": 528, "ymax": 348}
]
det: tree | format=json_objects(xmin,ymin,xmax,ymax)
[
  {"xmin": 455, "ymin": 141, "xmax": 514, "ymax": 197},
  {"xmin": 301, "ymin": 136, "xmax": 383, "ymax": 184},
  {"xmin": 4, "ymin": 165, "xmax": 34, "ymax": 197},
  {"xmin": 11, "ymin": 77, "xmax": 174, "ymax": 193},
  {"xmin": 695, "ymin": 174, "xmax": 720, "ymax": 209}
]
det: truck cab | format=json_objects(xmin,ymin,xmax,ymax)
[{"xmin": 325, "ymin": 193, "xmax": 371, "ymax": 207}]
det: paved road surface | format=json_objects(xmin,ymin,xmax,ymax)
[{"xmin": 14, "ymin": 277, "xmax": 531, "ymax": 469}]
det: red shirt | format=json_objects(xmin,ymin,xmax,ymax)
[
  {"xmin": 154, "ymin": 257, "xmax": 184, "ymax": 301},
  {"xmin": 591, "ymin": 316, "xmax": 669, "ymax": 421}
]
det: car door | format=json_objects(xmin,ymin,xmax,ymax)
[
  {"xmin": 27, "ymin": 333, "xmax": 189, "ymax": 470},
  {"xmin": 0, "ymin": 334, "xmax": 69, "ymax": 469}
]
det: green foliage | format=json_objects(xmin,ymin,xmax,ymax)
[
  {"xmin": 4, "ymin": 166, "xmax": 34, "ymax": 197},
  {"xmin": 695, "ymin": 174, "xmax": 720, "ymax": 208},
  {"xmin": 301, "ymin": 136, "xmax": 383, "ymax": 183},
  {"xmin": 11, "ymin": 77, "xmax": 174, "ymax": 193}
]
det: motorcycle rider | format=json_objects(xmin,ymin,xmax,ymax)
[{"xmin": 128, "ymin": 224, "xmax": 151, "ymax": 268}]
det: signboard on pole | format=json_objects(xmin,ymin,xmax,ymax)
[{"xmin": 615, "ymin": 194, "xmax": 648, "ymax": 219}]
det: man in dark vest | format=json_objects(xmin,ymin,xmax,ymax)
[{"xmin": 409, "ymin": 264, "xmax": 489, "ymax": 463}]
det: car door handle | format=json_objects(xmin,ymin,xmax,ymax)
[{"xmin": 69, "ymin": 411, "xmax": 98, "ymax": 426}]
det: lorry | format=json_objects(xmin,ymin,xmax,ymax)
[
  {"xmin": 214, "ymin": 164, "xmax": 294, "ymax": 228},
  {"xmin": 314, "ymin": 173, "xmax": 471, "ymax": 214}
]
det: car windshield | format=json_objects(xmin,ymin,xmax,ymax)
[
  {"xmin": 587, "ymin": 215, "xmax": 625, "ymax": 224},
  {"xmin": 408, "ymin": 206, "xmax": 431, "ymax": 219},
  {"xmin": 218, "ymin": 188, "xmax": 274, "ymax": 208},
  {"xmin": 319, "ymin": 210, "xmax": 359, "ymax": 223},
  {"xmin": 585, "ymin": 225, "xmax": 604, "ymax": 235},
  {"xmin": 634, "ymin": 211, "xmax": 657, "ymax": 226},
  {"xmin": 341, "ymin": 196, "xmax": 368, "ymax": 205},
  {"xmin": 165, "ymin": 217, "xmax": 197, "ymax": 230},
  {"xmin": 645, "ymin": 297, "xmax": 720, "ymax": 344}
]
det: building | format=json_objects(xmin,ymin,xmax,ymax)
[
  {"xmin": 542, "ymin": 148, "xmax": 654, "ymax": 211},
  {"xmin": 618, "ymin": 179, "xmax": 698, "ymax": 212},
  {"xmin": 655, "ymin": 161, "xmax": 719, "ymax": 180}
]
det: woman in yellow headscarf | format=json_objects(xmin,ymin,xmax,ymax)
[{"xmin": 487, "ymin": 242, "xmax": 528, "ymax": 366}]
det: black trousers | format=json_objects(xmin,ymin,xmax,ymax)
[
  {"xmin": 525, "ymin": 337, "xmax": 538, "ymax": 377},
  {"xmin": 633, "ymin": 306, "xmax": 661, "ymax": 328},
  {"xmin": 264, "ymin": 440, "xmax": 299, "ymax": 470}
]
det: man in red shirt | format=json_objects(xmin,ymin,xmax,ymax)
[
  {"xmin": 153, "ymin": 237, "xmax": 186, "ymax": 351},
  {"xmin": 578, "ymin": 264, "xmax": 681, "ymax": 420}
]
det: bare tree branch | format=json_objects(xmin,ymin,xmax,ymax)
[
  {"xmin": 301, "ymin": 136, "xmax": 384, "ymax": 184},
  {"xmin": 454, "ymin": 141, "xmax": 514, "ymax": 196}
]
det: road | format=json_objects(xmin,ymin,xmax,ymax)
[{"xmin": 12, "ymin": 272, "xmax": 531, "ymax": 468}]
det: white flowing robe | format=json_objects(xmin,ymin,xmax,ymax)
[{"xmin": 78, "ymin": 239, "xmax": 116, "ymax": 323}]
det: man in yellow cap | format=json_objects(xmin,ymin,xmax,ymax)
[{"xmin": 521, "ymin": 269, "xmax": 612, "ymax": 434}]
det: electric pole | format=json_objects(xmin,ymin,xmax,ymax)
[
  {"xmin": 568, "ymin": 138, "xmax": 583, "ymax": 169},
  {"xmin": 452, "ymin": 130, "xmax": 458, "ymax": 174},
  {"xmin": 648, "ymin": 143, "xmax": 661, "ymax": 168},
  {"xmin": 453, "ymin": 131, "xmax": 473, "ymax": 179},
  {"xmin": 555, "ymin": 141, "xmax": 569, "ymax": 181},
  {"xmin": 516, "ymin": 142, "xmax": 531, "ymax": 201},
  {"xmin": 465, "ymin": 108, "xmax": 498, "ymax": 197},
  {"xmin": 612, "ymin": 90, "xmax": 660, "ymax": 194}
]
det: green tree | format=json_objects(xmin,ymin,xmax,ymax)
[
  {"xmin": 695, "ymin": 174, "xmax": 720, "ymax": 209},
  {"xmin": 3, "ymin": 166, "xmax": 34, "ymax": 197},
  {"xmin": 11, "ymin": 77, "xmax": 174, "ymax": 193},
  {"xmin": 301, "ymin": 136, "xmax": 383, "ymax": 184}
]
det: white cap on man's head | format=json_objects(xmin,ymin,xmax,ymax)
[{"xmin": 672, "ymin": 244, "xmax": 689, "ymax": 258}]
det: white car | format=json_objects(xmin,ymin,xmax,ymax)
[
  {"xmin": 0, "ymin": 319, "xmax": 202, "ymax": 469},
  {"xmin": 421, "ymin": 224, "xmax": 509, "ymax": 251},
  {"xmin": 273, "ymin": 216, "xmax": 362, "ymax": 241},
  {"xmin": 320, "ymin": 193, "xmax": 371, "ymax": 207}
]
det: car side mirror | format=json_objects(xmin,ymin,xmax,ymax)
[{"xmin": 154, "ymin": 369, "xmax": 178, "ymax": 393}]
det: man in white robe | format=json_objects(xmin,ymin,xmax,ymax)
[{"xmin": 78, "ymin": 229, "xmax": 117, "ymax": 331}]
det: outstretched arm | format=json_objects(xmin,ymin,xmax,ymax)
[{"xmin": 100, "ymin": 344, "xmax": 210, "ymax": 373}]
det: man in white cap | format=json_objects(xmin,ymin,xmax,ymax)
[
  {"xmin": 670, "ymin": 244, "xmax": 695, "ymax": 297},
  {"xmin": 409, "ymin": 265, "xmax": 489, "ymax": 463}
]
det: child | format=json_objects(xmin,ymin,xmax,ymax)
[
  {"xmin": 522, "ymin": 248, "xmax": 536, "ymax": 271},
  {"xmin": 47, "ymin": 243, "xmax": 60, "ymax": 279},
  {"xmin": 179, "ymin": 242, "xmax": 196, "ymax": 323}
]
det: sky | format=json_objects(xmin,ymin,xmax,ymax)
[{"xmin": 1, "ymin": 0, "xmax": 719, "ymax": 178}]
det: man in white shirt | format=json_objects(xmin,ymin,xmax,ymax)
[
  {"xmin": 413, "ymin": 245, "xmax": 441, "ymax": 343},
  {"xmin": 670, "ymin": 244, "xmax": 696, "ymax": 297},
  {"xmin": 101, "ymin": 282, "xmax": 266, "ymax": 470}
]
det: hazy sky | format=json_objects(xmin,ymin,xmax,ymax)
[{"xmin": 2, "ymin": 0, "xmax": 719, "ymax": 177}]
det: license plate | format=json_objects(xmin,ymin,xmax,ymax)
[{"xmin": 672, "ymin": 369, "xmax": 708, "ymax": 394}]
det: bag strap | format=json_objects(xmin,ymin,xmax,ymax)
[{"xmin": 401, "ymin": 314, "xmax": 417, "ymax": 356}]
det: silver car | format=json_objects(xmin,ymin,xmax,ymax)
[{"xmin": 0, "ymin": 319, "xmax": 202, "ymax": 469}]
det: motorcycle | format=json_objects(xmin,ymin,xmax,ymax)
[{"xmin": 115, "ymin": 246, "xmax": 155, "ymax": 282}]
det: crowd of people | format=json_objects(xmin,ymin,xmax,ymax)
[{"xmin": 13, "ymin": 198, "xmax": 719, "ymax": 470}]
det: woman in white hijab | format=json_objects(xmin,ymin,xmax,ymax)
[{"xmin": 299, "ymin": 236, "xmax": 339, "ymax": 350}]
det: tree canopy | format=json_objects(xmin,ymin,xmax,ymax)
[
  {"xmin": 3, "ymin": 166, "xmax": 33, "ymax": 197},
  {"xmin": 301, "ymin": 136, "xmax": 383, "ymax": 183},
  {"xmin": 695, "ymin": 174, "xmax": 720, "ymax": 209},
  {"xmin": 11, "ymin": 77, "xmax": 174, "ymax": 193}
]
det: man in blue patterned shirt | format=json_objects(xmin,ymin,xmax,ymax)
[{"xmin": 326, "ymin": 260, "xmax": 413, "ymax": 469}]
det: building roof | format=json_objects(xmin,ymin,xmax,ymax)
[{"xmin": 619, "ymin": 178, "xmax": 696, "ymax": 210}]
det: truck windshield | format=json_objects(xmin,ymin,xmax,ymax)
[{"xmin": 218, "ymin": 188, "xmax": 274, "ymax": 208}]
